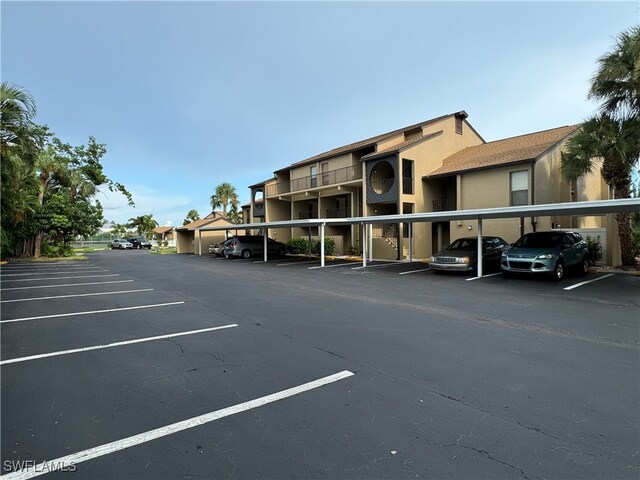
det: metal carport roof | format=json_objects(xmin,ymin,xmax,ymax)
[{"xmin": 196, "ymin": 198, "xmax": 640, "ymax": 276}]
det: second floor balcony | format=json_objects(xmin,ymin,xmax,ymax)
[
  {"xmin": 432, "ymin": 198, "xmax": 456, "ymax": 212},
  {"xmin": 266, "ymin": 164, "xmax": 362, "ymax": 197}
]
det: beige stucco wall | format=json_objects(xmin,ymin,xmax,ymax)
[
  {"xmin": 290, "ymin": 153, "xmax": 355, "ymax": 181},
  {"xmin": 395, "ymin": 123, "xmax": 484, "ymax": 258}
]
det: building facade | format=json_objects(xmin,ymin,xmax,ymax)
[{"xmin": 245, "ymin": 112, "xmax": 609, "ymax": 260}]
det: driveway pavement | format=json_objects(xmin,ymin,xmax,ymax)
[{"xmin": 1, "ymin": 251, "xmax": 638, "ymax": 479}]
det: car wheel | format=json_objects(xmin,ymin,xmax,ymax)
[
  {"xmin": 241, "ymin": 249, "xmax": 251, "ymax": 259},
  {"xmin": 552, "ymin": 261, "xmax": 564, "ymax": 281},
  {"xmin": 580, "ymin": 256, "xmax": 589, "ymax": 275}
]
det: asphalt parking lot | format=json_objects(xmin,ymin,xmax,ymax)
[{"xmin": 1, "ymin": 251, "xmax": 638, "ymax": 479}]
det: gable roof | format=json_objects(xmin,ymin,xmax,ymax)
[
  {"xmin": 361, "ymin": 131, "xmax": 444, "ymax": 161},
  {"xmin": 426, "ymin": 124, "xmax": 582, "ymax": 178},
  {"xmin": 153, "ymin": 226, "xmax": 174, "ymax": 235},
  {"xmin": 280, "ymin": 111, "xmax": 469, "ymax": 171},
  {"xmin": 175, "ymin": 212, "xmax": 228, "ymax": 231}
]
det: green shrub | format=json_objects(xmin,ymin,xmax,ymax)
[
  {"xmin": 311, "ymin": 237, "xmax": 335, "ymax": 255},
  {"xmin": 631, "ymin": 229, "xmax": 640, "ymax": 260},
  {"xmin": 346, "ymin": 245, "xmax": 358, "ymax": 256},
  {"xmin": 586, "ymin": 235, "xmax": 603, "ymax": 265},
  {"xmin": 286, "ymin": 238, "xmax": 309, "ymax": 254},
  {"xmin": 42, "ymin": 242, "xmax": 74, "ymax": 257},
  {"xmin": 286, "ymin": 237, "xmax": 335, "ymax": 255}
]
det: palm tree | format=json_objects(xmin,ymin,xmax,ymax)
[
  {"xmin": 0, "ymin": 82, "xmax": 37, "ymax": 157},
  {"xmin": 127, "ymin": 214, "xmax": 158, "ymax": 238},
  {"xmin": 183, "ymin": 209, "xmax": 200, "ymax": 225},
  {"xmin": 212, "ymin": 182, "xmax": 238, "ymax": 218},
  {"xmin": 562, "ymin": 115, "xmax": 640, "ymax": 265},
  {"xmin": 226, "ymin": 206, "xmax": 242, "ymax": 224},
  {"xmin": 589, "ymin": 26, "xmax": 640, "ymax": 120},
  {"xmin": 562, "ymin": 27, "xmax": 640, "ymax": 266}
]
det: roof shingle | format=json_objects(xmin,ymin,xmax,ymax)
[{"xmin": 426, "ymin": 124, "xmax": 581, "ymax": 178}]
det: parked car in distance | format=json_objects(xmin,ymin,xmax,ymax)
[
  {"xmin": 429, "ymin": 236, "xmax": 510, "ymax": 273},
  {"xmin": 127, "ymin": 237, "xmax": 152, "ymax": 249},
  {"xmin": 501, "ymin": 231, "xmax": 589, "ymax": 280},
  {"xmin": 111, "ymin": 238, "xmax": 133, "ymax": 250},
  {"xmin": 224, "ymin": 235, "xmax": 287, "ymax": 259},
  {"xmin": 208, "ymin": 239, "xmax": 231, "ymax": 257}
]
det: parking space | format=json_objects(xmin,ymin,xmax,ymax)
[{"xmin": 2, "ymin": 252, "xmax": 639, "ymax": 479}]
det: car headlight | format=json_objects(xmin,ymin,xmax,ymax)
[
  {"xmin": 457, "ymin": 256, "xmax": 471, "ymax": 264},
  {"xmin": 429, "ymin": 256, "xmax": 436, "ymax": 263},
  {"xmin": 538, "ymin": 253, "xmax": 555, "ymax": 259}
]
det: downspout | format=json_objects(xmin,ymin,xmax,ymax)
[{"xmin": 530, "ymin": 160, "xmax": 536, "ymax": 232}]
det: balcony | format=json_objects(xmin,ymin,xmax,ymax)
[
  {"xmin": 265, "ymin": 164, "xmax": 362, "ymax": 197},
  {"xmin": 298, "ymin": 211, "xmax": 318, "ymax": 219},
  {"xmin": 432, "ymin": 198, "xmax": 456, "ymax": 212},
  {"xmin": 325, "ymin": 207, "xmax": 350, "ymax": 218}
]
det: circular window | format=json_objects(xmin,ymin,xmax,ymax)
[{"xmin": 370, "ymin": 161, "xmax": 395, "ymax": 194}]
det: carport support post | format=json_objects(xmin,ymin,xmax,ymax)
[
  {"xmin": 408, "ymin": 223, "xmax": 413, "ymax": 262},
  {"xmin": 477, "ymin": 218, "xmax": 483, "ymax": 277},
  {"xmin": 264, "ymin": 231, "xmax": 268, "ymax": 262},
  {"xmin": 320, "ymin": 223, "xmax": 325, "ymax": 267},
  {"xmin": 198, "ymin": 230, "xmax": 202, "ymax": 256},
  {"xmin": 368, "ymin": 224, "xmax": 373, "ymax": 262},
  {"xmin": 361, "ymin": 223, "xmax": 367, "ymax": 268}
]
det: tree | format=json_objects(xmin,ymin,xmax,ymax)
[
  {"xmin": 562, "ymin": 115, "xmax": 640, "ymax": 265},
  {"xmin": 211, "ymin": 182, "xmax": 238, "ymax": 218},
  {"xmin": 183, "ymin": 209, "xmax": 200, "ymax": 225},
  {"xmin": 110, "ymin": 223, "xmax": 129, "ymax": 238},
  {"xmin": 562, "ymin": 27, "xmax": 640, "ymax": 265},
  {"xmin": 128, "ymin": 214, "xmax": 158, "ymax": 238},
  {"xmin": 589, "ymin": 26, "xmax": 640, "ymax": 121},
  {"xmin": 226, "ymin": 205, "xmax": 242, "ymax": 224},
  {"xmin": 1, "ymin": 83, "xmax": 135, "ymax": 258}
]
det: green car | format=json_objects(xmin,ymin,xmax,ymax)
[{"xmin": 501, "ymin": 231, "xmax": 589, "ymax": 280}]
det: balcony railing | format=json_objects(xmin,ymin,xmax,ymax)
[
  {"xmin": 370, "ymin": 178, "xmax": 395, "ymax": 195},
  {"xmin": 326, "ymin": 207, "xmax": 350, "ymax": 218},
  {"xmin": 265, "ymin": 164, "xmax": 362, "ymax": 197},
  {"xmin": 298, "ymin": 211, "xmax": 318, "ymax": 219},
  {"xmin": 432, "ymin": 198, "xmax": 456, "ymax": 212}
]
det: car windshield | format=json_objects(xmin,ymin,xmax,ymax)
[
  {"xmin": 446, "ymin": 239, "xmax": 477, "ymax": 250},
  {"xmin": 515, "ymin": 233, "xmax": 564, "ymax": 248}
]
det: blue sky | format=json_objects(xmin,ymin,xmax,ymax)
[{"xmin": 2, "ymin": 1, "xmax": 637, "ymax": 227}]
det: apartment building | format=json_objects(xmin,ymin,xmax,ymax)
[{"xmin": 246, "ymin": 112, "xmax": 608, "ymax": 259}]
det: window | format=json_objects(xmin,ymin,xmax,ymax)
[
  {"xmin": 402, "ymin": 159, "xmax": 414, "ymax": 194},
  {"xmin": 310, "ymin": 165, "xmax": 318, "ymax": 188},
  {"xmin": 321, "ymin": 162, "xmax": 329, "ymax": 185},
  {"xmin": 510, "ymin": 170, "xmax": 528, "ymax": 206},
  {"xmin": 455, "ymin": 116, "xmax": 463, "ymax": 135}
]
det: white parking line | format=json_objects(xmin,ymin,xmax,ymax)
[
  {"xmin": 398, "ymin": 268, "xmax": 431, "ymax": 275},
  {"xmin": 1, "ymin": 288, "xmax": 153, "ymax": 304},
  {"xmin": 2, "ymin": 370, "xmax": 355, "ymax": 480},
  {"xmin": 1, "ymin": 280, "xmax": 134, "ymax": 291},
  {"xmin": 465, "ymin": 273, "xmax": 501, "ymax": 281},
  {"xmin": 1, "ymin": 324, "xmax": 239, "ymax": 365},
  {"xmin": 351, "ymin": 263, "xmax": 397, "ymax": 270},
  {"xmin": 308, "ymin": 262, "xmax": 357, "ymax": 270},
  {"xmin": 0, "ymin": 302, "xmax": 185, "ymax": 324},
  {"xmin": 0, "ymin": 264, "xmax": 96, "ymax": 269},
  {"xmin": 276, "ymin": 260, "xmax": 319, "ymax": 267},
  {"xmin": 1, "ymin": 269, "xmax": 106, "ymax": 277},
  {"xmin": 563, "ymin": 274, "xmax": 614, "ymax": 291},
  {"xmin": 0, "ymin": 274, "xmax": 120, "ymax": 283}
]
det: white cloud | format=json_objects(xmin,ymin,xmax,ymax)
[{"xmin": 98, "ymin": 185, "xmax": 191, "ymax": 226}]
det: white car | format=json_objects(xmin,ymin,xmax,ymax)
[{"xmin": 111, "ymin": 239, "xmax": 133, "ymax": 249}]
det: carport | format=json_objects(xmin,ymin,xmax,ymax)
[{"xmin": 196, "ymin": 198, "xmax": 640, "ymax": 277}]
